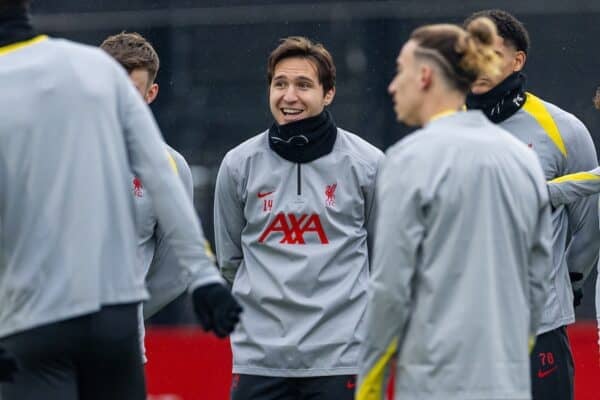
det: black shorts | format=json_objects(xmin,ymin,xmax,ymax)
[
  {"xmin": 231, "ymin": 374, "xmax": 357, "ymax": 400},
  {"xmin": 0, "ymin": 303, "xmax": 146, "ymax": 400},
  {"xmin": 530, "ymin": 326, "xmax": 574, "ymax": 400}
]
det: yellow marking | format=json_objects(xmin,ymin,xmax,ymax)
[
  {"xmin": 428, "ymin": 109, "xmax": 458, "ymax": 124},
  {"xmin": 522, "ymin": 92, "xmax": 567, "ymax": 158},
  {"xmin": 550, "ymin": 172, "xmax": 600, "ymax": 184},
  {"xmin": 0, "ymin": 35, "xmax": 48, "ymax": 56},
  {"xmin": 356, "ymin": 337, "xmax": 398, "ymax": 400},
  {"xmin": 529, "ymin": 336, "xmax": 536, "ymax": 354},
  {"xmin": 167, "ymin": 151, "xmax": 178, "ymax": 175},
  {"xmin": 204, "ymin": 240, "xmax": 216, "ymax": 262}
]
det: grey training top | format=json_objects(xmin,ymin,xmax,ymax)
[
  {"xmin": 0, "ymin": 36, "xmax": 221, "ymax": 338},
  {"xmin": 495, "ymin": 93, "xmax": 598, "ymax": 334},
  {"xmin": 215, "ymin": 128, "xmax": 383, "ymax": 377},
  {"xmin": 357, "ymin": 111, "xmax": 552, "ymax": 400}
]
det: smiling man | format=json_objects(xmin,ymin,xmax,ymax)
[{"xmin": 214, "ymin": 36, "xmax": 383, "ymax": 400}]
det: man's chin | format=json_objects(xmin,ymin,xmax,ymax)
[{"xmin": 471, "ymin": 81, "xmax": 493, "ymax": 95}]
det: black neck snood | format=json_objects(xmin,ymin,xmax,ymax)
[
  {"xmin": 268, "ymin": 110, "xmax": 337, "ymax": 164},
  {"xmin": 466, "ymin": 72, "xmax": 527, "ymax": 123}
]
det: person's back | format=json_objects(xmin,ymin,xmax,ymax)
[
  {"xmin": 382, "ymin": 111, "xmax": 548, "ymax": 398},
  {"xmin": 0, "ymin": 5, "xmax": 242, "ymax": 396},
  {"xmin": 0, "ymin": 37, "xmax": 144, "ymax": 334},
  {"xmin": 357, "ymin": 19, "xmax": 551, "ymax": 400}
]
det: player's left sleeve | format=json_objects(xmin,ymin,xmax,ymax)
[
  {"xmin": 547, "ymin": 167, "xmax": 600, "ymax": 208},
  {"xmin": 357, "ymin": 149, "xmax": 426, "ymax": 400},
  {"xmin": 562, "ymin": 119, "xmax": 600, "ymax": 289}
]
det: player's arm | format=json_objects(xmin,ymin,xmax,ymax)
[
  {"xmin": 357, "ymin": 150, "xmax": 425, "ymax": 400},
  {"xmin": 547, "ymin": 166, "xmax": 600, "ymax": 208},
  {"xmin": 562, "ymin": 119, "xmax": 600, "ymax": 291},
  {"xmin": 364, "ymin": 153, "xmax": 385, "ymax": 266},
  {"xmin": 116, "ymin": 67, "xmax": 224, "ymax": 290},
  {"xmin": 214, "ymin": 152, "xmax": 245, "ymax": 286},
  {"xmin": 528, "ymin": 167, "xmax": 553, "ymax": 338},
  {"xmin": 144, "ymin": 150, "xmax": 210, "ymax": 319}
]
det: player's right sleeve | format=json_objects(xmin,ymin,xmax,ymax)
[
  {"xmin": 116, "ymin": 66, "xmax": 223, "ymax": 290},
  {"xmin": 528, "ymin": 165, "xmax": 553, "ymax": 337},
  {"xmin": 547, "ymin": 167, "xmax": 600, "ymax": 207},
  {"xmin": 214, "ymin": 153, "xmax": 245, "ymax": 286},
  {"xmin": 357, "ymin": 148, "xmax": 425, "ymax": 400}
]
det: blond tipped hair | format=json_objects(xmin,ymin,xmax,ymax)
[{"xmin": 410, "ymin": 17, "xmax": 501, "ymax": 93}]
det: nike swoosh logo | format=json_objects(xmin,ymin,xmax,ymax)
[
  {"xmin": 257, "ymin": 191, "xmax": 274, "ymax": 198},
  {"xmin": 537, "ymin": 366, "xmax": 558, "ymax": 378}
]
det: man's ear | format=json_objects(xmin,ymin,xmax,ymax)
[
  {"xmin": 323, "ymin": 87, "xmax": 335, "ymax": 106},
  {"xmin": 513, "ymin": 51, "xmax": 527, "ymax": 72},
  {"xmin": 420, "ymin": 65, "xmax": 433, "ymax": 90},
  {"xmin": 145, "ymin": 83, "xmax": 159, "ymax": 105}
]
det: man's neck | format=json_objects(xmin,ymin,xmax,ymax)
[{"xmin": 421, "ymin": 91, "xmax": 465, "ymax": 126}]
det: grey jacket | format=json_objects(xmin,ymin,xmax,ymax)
[
  {"xmin": 498, "ymin": 93, "xmax": 599, "ymax": 333},
  {"xmin": 357, "ymin": 111, "xmax": 552, "ymax": 400},
  {"xmin": 133, "ymin": 145, "xmax": 202, "ymax": 361},
  {"xmin": 0, "ymin": 36, "xmax": 221, "ymax": 338},
  {"xmin": 546, "ymin": 167, "xmax": 600, "ymax": 324},
  {"xmin": 214, "ymin": 128, "xmax": 383, "ymax": 376}
]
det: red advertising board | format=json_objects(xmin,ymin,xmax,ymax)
[{"xmin": 146, "ymin": 322, "xmax": 600, "ymax": 399}]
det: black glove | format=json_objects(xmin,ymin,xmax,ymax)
[
  {"xmin": 192, "ymin": 283, "xmax": 243, "ymax": 338},
  {"xmin": 570, "ymin": 272, "xmax": 584, "ymax": 308},
  {"xmin": 0, "ymin": 346, "xmax": 18, "ymax": 382}
]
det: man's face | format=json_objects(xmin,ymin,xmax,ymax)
[
  {"xmin": 471, "ymin": 35, "xmax": 525, "ymax": 95},
  {"xmin": 388, "ymin": 40, "xmax": 424, "ymax": 126},
  {"xmin": 269, "ymin": 57, "xmax": 335, "ymax": 125},
  {"xmin": 129, "ymin": 68, "xmax": 158, "ymax": 104}
]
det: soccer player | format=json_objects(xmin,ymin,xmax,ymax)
[
  {"xmin": 465, "ymin": 10, "xmax": 599, "ymax": 399},
  {"xmin": 100, "ymin": 31, "xmax": 209, "ymax": 363},
  {"xmin": 357, "ymin": 18, "xmax": 552, "ymax": 399},
  {"xmin": 544, "ymin": 87, "xmax": 600, "ymax": 363},
  {"xmin": 214, "ymin": 36, "xmax": 383, "ymax": 399},
  {"xmin": 0, "ymin": 1, "xmax": 241, "ymax": 399}
]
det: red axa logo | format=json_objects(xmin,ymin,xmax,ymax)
[
  {"xmin": 258, "ymin": 213, "xmax": 329, "ymax": 244},
  {"xmin": 133, "ymin": 177, "xmax": 143, "ymax": 197}
]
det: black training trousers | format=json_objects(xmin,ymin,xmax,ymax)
[
  {"xmin": 530, "ymin": 325, "xmax": 574, "ymax": 400},
  {"xmin": 0, "ymin": 303, "xmax": 145, "ymax": 400},
  {"xmin": 231, "ymin": 374, "xmax": 357, "ymax": 400}
]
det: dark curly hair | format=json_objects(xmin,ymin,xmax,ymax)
[{"xmin": 464, "ymin": 9, "xmax": 530, "ymax": 55}]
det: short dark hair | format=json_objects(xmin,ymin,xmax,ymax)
[
  {"xmin": 267, "ymin": 36, "xmax": 336, "ymax": 94},
  {"xmin": 100, "ymin": 32, "xmax": 160, "ymax": 83},
  {"xmin": 464, "ymin": 9, "xmax": 530, "ymax": 54}
]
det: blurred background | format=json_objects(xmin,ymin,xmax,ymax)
[{"xmin": 31, "ymin": 0, "xmax": 600, "ymax": 323}]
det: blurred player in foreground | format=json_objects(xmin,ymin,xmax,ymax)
[
  {"xmin": 465, "ymin": 11, "xmax": 599, "ymax": 399},
  {"xmin": 215, "ymin": 36, "xmax": 383, "ymax": 399},
  {"xmin": 357, "ymin": 18, "xmax": 552, "ymax": 400},
  {"xmin": 100, "ymin": 31, "xmax": 212, "ymax": 363},
  {"xmin": 0, "ymin": 1, "xmax": 241, "ymax": 399}
]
